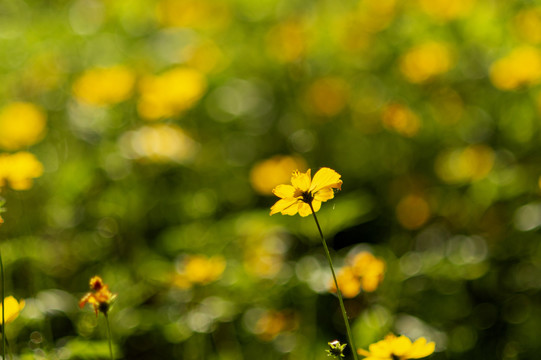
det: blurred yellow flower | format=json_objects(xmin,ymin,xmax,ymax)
[
  {"xmin": 72, "ymin": 65, "xmax": 136, "ymax": 106},
  {"xmin": 514, "ymin": 8, "xmax": 541, "ymax": 44},
  {"xmin": 250, "ymin": 155, "xmax": 307, "ymax": 195},
  {"xmin": 266, "ymin": 19, "xmax": 308, "ymax": 63},
  {"xmin": 330, "ymin": 251, "xmax": 385, "ymax": 297},
  {"xmin": 79, "ymin": 276, "xmax": 116, "ymax": 316},
  {"xmin": 381, "ymin": 103, "xmax": 421, "ymax": 137},
  {"xmin": 490, "ymin": 46, "xmax": 541, "ymax": 90},
  {"xmin": 435, "ymin": 144, "xmax": 494, "ymax": 183},
  {"xmin": 331, "ymin": 266, "xmax": 362, "ymax": 298},
  {"xmin": 0, "ymin": 152, "xmax": 44, "ymax": 190},
  {"xmin": 119, "ymin": 124, "xmax": 198, "ymax": 163},
  {"xmin": 418, "ymin": 0, "xmax": 475, "ymax": 22},
  {"xmin": 255, "ymin": 309, "xmax": 298, "ymax": 341},
  {"xmin": 0, "ymin": 296, "xmax": 25, "ymax": 324},
  {"xmin": 172, "ymin": 255, "xmax": 226, "ymax": 289},
  {"xmin": 396, "ymin": 194, "xmax": 431, "ymax": 230},
  {"xmin": 137, "ymin": 67, "xmax": 207, "ymax": 120},
  {"xmin": 351, "ymin": 252, "xmax": 386, "ymax": 292},
  {"xmin": 270, "ymin": 167, "xmax": 342, "ymax": 217},
  {"xmin": 399, "ymin": 42, "xmax": 454, "ymax": 83},
  {"xmin": 156, "ymin": 0, "xmax": 231, "ymax": 31},
  {"xmin": 357, "ymin": 334, "xmax": 435, "ymax": 360},
  {"xmin": 0, "ymin": 102, "xmax": 47, "ymax": 151},
  {"xmin": 303, "ymin": 77, "xmax": 349, "ymax": 117}
]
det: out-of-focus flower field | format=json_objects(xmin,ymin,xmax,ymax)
[{"xmin": 1, "ymin": 0, "xmax": 541, "ymax": 358}]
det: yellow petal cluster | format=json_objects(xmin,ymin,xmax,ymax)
[
  {"xmin": 490, "ymin": 46, "xmax": 541, "ymax": 90},
  {"xmin": 72, "ymin": 65, "xmax": 136, "ymax": 106},
  {"xmin": 399, "ymin": 42, "xmax": 453, "ymax": 83},
  {"xmin": 0, "ymin": 296, "xmax": 25, "ymax": 324},
  {"xmin": 249, "ymin": 155, "xmax": 307, "ymax": 195},
  {"xmin": 137, "ymin": 67, "xmax": 207, "ymax": 120},
  {"xmin": 358, "ymin": 334, "xmax": 435, "ymax": 360},
  {"xmin": 330, "ymin": 251, "xmax": 385, "ymax": 297},
  {"xmin": 270, "ymin": 167, "xmax": 342, "ymax": 217},
  {"xmin": 172, "ymin": 255, "xmax": 226, "ymax": 289},
  {"xmin": 0, "ymin": 152, "xmax": 44, "ymax": 190},
  {"xmin": 0, "ymin": 102, "xmax": 47, "ymax": 151}
]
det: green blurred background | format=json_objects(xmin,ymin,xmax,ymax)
[{"xmin": 1, "ymin": 0, "xmax": 541, "ymax": 359}]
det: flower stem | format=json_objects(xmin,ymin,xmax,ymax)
[
  {"xmin": 309, "ymin": 203, "xmax": 358, "ymax": 360},
  {"xmin": 104, "ymin": 313, "xmax": 114, "ymax": 360},
  {"xmin": 1, "ymin": 249, "xmax": 5, "ymax": 360}
]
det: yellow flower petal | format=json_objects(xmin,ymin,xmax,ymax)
[
  {"xmin": 291, "ymin": 169, "xmax": 311, "ymax": 192},
  {"xmin": 298, "ymin": 202, "xmax": 313, "ymax": 217},
  {"xmin": 407, "ymin": 338, "xmax": 435, "ymax": 359},
  {"xmin": 270, "ymin": 198, "xmax": 298, "ymax": 215},
  {"xmin": 310, "ymin": 167, "xmax": 342, "ymax": 193},
  {"xmin": 313, "ymin": 187, "xmax": 335, "ymax": 202},
  {"xmin": 272, "ymin": 184, "xmax": 296, "ymax": 199},
  {"xmin": 392, "ymin": 335, "xmax": 413, "ymax": 356},
  {"xmin": 0, "ymin": 296, "xmax": 25, "ymax": 324}
]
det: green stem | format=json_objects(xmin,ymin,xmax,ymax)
[
  {"xmin": 309, "ymin": 203, "xmax": 358, "ymax": 360},
  {"xmin": 1, "ymin": 249, "xmax": 5, "ymax": 360},
  {"xmin": 104, "ymin": 313, "xmax": 114, "ymax": 360}
]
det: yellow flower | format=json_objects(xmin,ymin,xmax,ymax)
[
  {"xmin": 330, "ymin": 266, "xmax": 362, "ymax": 298},
  {"xmin": 330, "ymin": 251, "xmax": 385, "ymax": 297},
  {"xmin": 399, "ymin": 42, "xmax": 453, "ymax": 83},
  {"xmin": 137, "ymin": 67, "xmax": 207, "ymax": 120},
  {"xmin": 358, "ymin": 334, "xmax": 435, "ymax": 360},
  {"xmin": 0, "ymin": 296, "xmax": 25, "ymax": 324},
  {"xmin": 79, "ymin": 276, "xmax": 116, "ymax": 316},
  {"xmin": 0, "ymin": 102, "xmax": 47, "ymax": 150},
  {"xmin": 270, "ymin": 167, "xmax": 342, "ymax": 217},
  {"xmin": 0, "ymin": 152, "xmax": 44, "ymax": 190},
  {"xmin": 72, "ymin": 65, "xmax": 136, "ymax": 106},
  {"xmin": 172, "ymin": 255, "xmax": 226, "ymax": 288},
  {"xmin": 490, "ymin": 46, "xmax": 541, "ymax": 90}
]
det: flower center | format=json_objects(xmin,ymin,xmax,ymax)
[
  {"xmin": 392, "ymin": 354, "xmax": 401, "ymax": 360},
  {"xmin": 301, "ymin": 191, "xmax": 313, "ymax": 204}
]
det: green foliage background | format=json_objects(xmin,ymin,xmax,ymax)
[{"xmin": 1, "ymin": 0, "xmax": 541, "ymax": 359}]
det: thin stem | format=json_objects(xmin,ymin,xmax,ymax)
[
  {"xmin": 1, "ymin": 249, "xmax": 5, "ymax": 360},
  {"xmin": 104, "ymin": 313, "xmax": 114, "ymax": 360},
  {"xmin": 309, "ymin": 203, "xmax": 358, "ymax": 360}
]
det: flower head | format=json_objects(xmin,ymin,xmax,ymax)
[
  {"xmin": 327, "ymin": 340, "xmax": 347, "ymax": 359},
  {"xmin": 79, "ymin": 276, "xmax": 116, "ymax": 316},
  {"xmin": 357, "ymin": 334, "xmax": 435, "ymax": 360},
  {"xmin": 270, "ymin": 167, "xmax": 342, "ymax": 217},
  {"xmin": 0, "ymin": 296, "xmax": 25, "ymax": 324}
]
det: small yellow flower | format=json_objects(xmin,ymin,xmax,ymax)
[
  {"xmin": 0, "ymin": 296, "xmax": 25, "ymax": 324},
  {"xmin": 72, "ymin": 65, "xmax": 136, "ymax": 106},
  {"xmin": 330, "ymin": 251, "xmax": 385, "ymax": 297},
  {"xmin": 270, "ymin": 167, "xmax": 342, "ymax": 217},
  {"xmin": 0, "ymin": 102, "xmax": 47, "ymax": 150},
  {"xmin": 171, "ymin": 255, "xmax": 226, "ymax": 288},
  {"xmin": 357, "ymin": 334, "xmax": 435, "ymax": 360},
  {"xmin": 0, "ymin": 152, "xmax": 44, "ymax": 190},
  {"xmin": 79, "ymin": 276, "xmax": 116, "ymax": 316}
]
